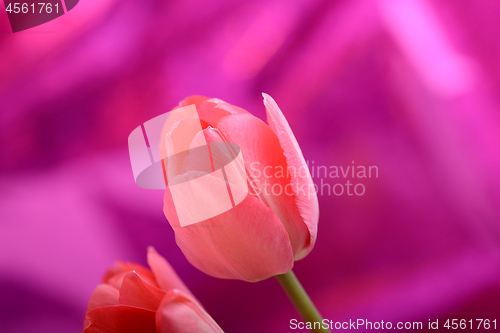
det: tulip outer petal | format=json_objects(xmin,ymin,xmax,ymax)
[
  {"xmin": 156, "ymin": 289, "xmax": 224, "ymax": 333},
  {"xmin": 263, "ymin": 93, "xmax": 319, "ymax": 260}
]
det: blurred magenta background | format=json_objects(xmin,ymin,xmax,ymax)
[{"xmin": 1, "ymin": 0, "xmax": 500, "ymax": 332}]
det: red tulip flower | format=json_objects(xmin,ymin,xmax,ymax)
[
  {"xmin": 83, "ymin": 247, "xmax": 223, "ymax": 333},
  {"xmin": 161, "ymin": 94, "xmax": 319, "ymax": 282}
]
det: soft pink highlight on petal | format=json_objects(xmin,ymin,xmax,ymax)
[
  {"xmin": 103, "ymin": 262, "xmax": 159, "ymax": 290},
  {"xmin": 177, "ymin": 96, "xmax": 248, "ymax": 128},
  {"xmin": 196, "ymin": 100, "xmax": 232, "ymax": 128},
  {"xmin": 118, "ymin": 272, "xmax": 166, "ymax": 311},
  {"xmin": 147, "ymin": 247, "xmax": 197, "ymax": 301},
  {"xmin": 263, "ymin": 93, "xmax": 319, "ymax": 260},
  {"xmin": 178, "ymin": 95, "xmax": 211, "ymax": 109},
  {"xmin": 209, "ymin": 99, "xmax": 250, "ymax": 116},
  {"xmin": 156, "ymin": 289, "xmax": 224, "ymax": 333}
]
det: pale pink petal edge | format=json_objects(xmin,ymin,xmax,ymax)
[
  {"xmin": 147, "ymin": 247, "xmax": 197, "ymax": 301},
  {"xmin": 156, "ymin": 289, "xmax": 224, "ymax": 333},
  {"xmin": 263, "ymin": 93, "xmax": 319, "ymax": 260}
]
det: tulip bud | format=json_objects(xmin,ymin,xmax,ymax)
[
  {"xmin": 161, "ymin": 94, "xmax": 319, "ymax": 282},
  {"xmin": 83, "ymin": 247, "xmax": 223, "ymax": 333}
]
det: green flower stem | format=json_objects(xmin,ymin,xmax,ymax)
[{"xmin": 275, "ymin": 270, "xmax": 331, "ymax": 333}]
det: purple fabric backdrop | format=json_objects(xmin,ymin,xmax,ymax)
[{"xmin": 1, "ymin": 0, "xmax": 499, "ymax": 332}]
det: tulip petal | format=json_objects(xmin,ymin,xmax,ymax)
[
  {"xmin": 84, "ymin": 284, "xmax": 120, "ymax": 329},
  {"xmin": 147, "ymin": 247, "xmax": 197, "ymax": 300},
  {"xmin": 86, "ymin": 284, "xmax": 120, "ymax": 312},
  {"xmin": 263, "ymin": 93, "xmax": 319, "ymax": 260},
  {"xmin": 215, "ymin": 113, "xmax": 310, "ymax": 258},
  {"xmin": 197, "ymin": 101, "xmax": 231, "ymax": 128},
  {"xmin": 164, "ymin": 188, "xmax": 294, "ymax": 281},
  {"xmin": 177, "ymin": 96, "xmax": 248, "ymax": 129},
  {"xmin": 187, "ymin": 97, "xmax": 249, "ymax": 129},
  {"xmin": 156, "ymin": 289, "xmax": 224, "ymax": 333},
  {"xmin": 83, "ymin": 305, "xmax": 156, "ymax": 333},
  {"xmin": 178, "ymin": 95, "xmax": 210, "ymax": 108},
  {"xmin": 205, "ymin": 98, "xmax": 250, "ymax": 116},
  {"xmin": 119, "ymin": 272, "xmax": 166, "ymax": 311},
  {"xmin": 103, "ymin": 262, "xmax": 159, "ymax": 290}
]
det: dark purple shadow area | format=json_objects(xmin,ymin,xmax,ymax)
[
  {"xmin": 65, "ymin": 0, "xmax": 79, "ymax": 12},
  {"xmin": 0, "ymin": 279, "xmax": 81, "ymax": 332}
]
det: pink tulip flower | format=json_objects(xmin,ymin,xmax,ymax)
[
  {"xmin": 83, "ymin": 247, "xmax": 223, "ymax": 333},
  {"xmin": 161, "ymin": 94, "xmax": 319, "ymax": 282}
]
